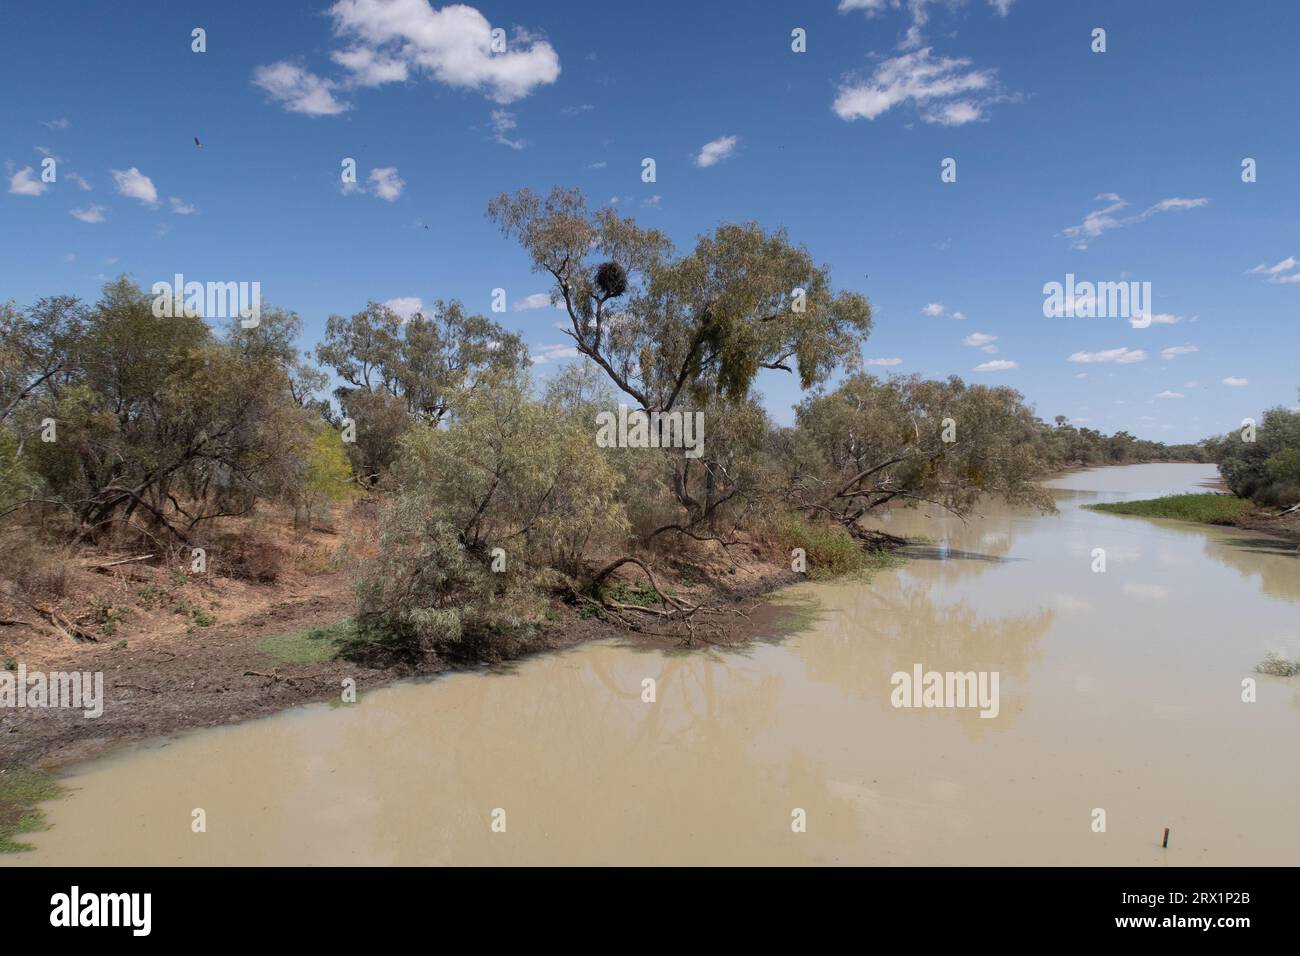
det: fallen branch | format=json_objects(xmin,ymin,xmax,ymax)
[
  {"xmin": 80, "ymin": 554, "xmax": 155, "ymax": 572},
  {"xmin": 28, "ymin": 601, "xmax": 100, "ymax": 642}
]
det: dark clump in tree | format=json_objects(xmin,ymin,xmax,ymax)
[{"xmin": 595, "ymin": 261, "xmax": 627, "ymax": 299}]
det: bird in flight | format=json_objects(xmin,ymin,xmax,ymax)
[{"xmin": 194, "ymin": 137, "xmax": 203, "ymax": 149}]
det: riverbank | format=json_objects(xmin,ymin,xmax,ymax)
[
  {"xmin": 1, "ymin": 513, "xmax": 876, "ymax": 776},
  {"xmin": 1085, "ymin": 492, "xmax": 1300, "ymax": 547}
]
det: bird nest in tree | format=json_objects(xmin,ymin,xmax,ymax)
[{"xmin": 595, "ymin": 261, "xmax": 628, "ymax": 299}]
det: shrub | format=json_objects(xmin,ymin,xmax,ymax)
[{"xmin": 765, "ymin": 511, "xmax": 874, "ymax": 579}]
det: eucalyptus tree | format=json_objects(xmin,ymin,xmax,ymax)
[{"xmin": 488, "ymin": 186, "xmax": 871, "ymax": 536}]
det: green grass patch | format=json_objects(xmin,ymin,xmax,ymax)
[
  {"xmin": 768, "ymin": 512, "xmax": 903, "ymax": 580},
  {"xmin": 1085, "ymin": 493, "xmax": 1253, "ymax": 526},
  {"xmin": 0, "ymin": 769, "xmax": 66, "ymax": 853},
  {"xmin": 599, "ymin": 582, "xmax": 664, "ymax": 608},
  {"xmin": 257, "ymin": 619, "xmax": 353, "ymax": 664}
]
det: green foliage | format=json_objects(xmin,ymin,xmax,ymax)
[
  {"xmin": 488, "ymin": 187, "xmax": 870, "ymax": 413},
  {"xmin": 766, "ymin": 511, "xmax": 894, "ymax": 579},
  {"xmin": 315, "ymin": 300, "xmax": 529, "ymax": 481},
  {"xmin": 1206, "ymin": 404, "xmax": 1300, "ymax": 507},
  {"xmin": 1086, "ymin": 493, "xmax": 1254, "ymax": 525},
  {"xmin": 599, "ymin": 582, "xmax": 664, "ymax": 607},
  {"xmin": 789, "ymin": 373, "xmax": 1055, "ymax": 525},
  {"xmin": 394, "ymin": 378, "xmax": 629, "ymax": 576},
  {"xmin": 1, "ymin": 279, "xmax": 321, "ymax": 542},
  {"xmin": 347, "ymin": 506, "xmax": 541, "ymax": 663}
]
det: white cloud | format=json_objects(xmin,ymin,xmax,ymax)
[
  {"xmin": 1248, "ymin": 256, "xmax": 1296, "ymax": 275},
  {"xmin": 253, "ymin": 62, "xmax": 350, "ymax": 116},
  {"xmin": 863, "ymin": 357, "xmax": 903, "ymax": 366},
  {"xmin": 368, "ymin": 166, "xmax": 404, "ymax": 201},
  {"xmin": 1067, "ymin": 348, "xmax": 1146, "ymax": 364},
  {"xmin": 963, "ymin": 332, "xmax": 997, "ymax": 347},
  {"xmin": 922, "ymin": 302, "xmax": 945, "ymax": 316},
  {"xmin": 383, "ymin": 296, "xmax": 423, "ymax": 320},
  {"xmin": 1222, "ymin": 376, "xmax": 1248, "ymax": 387},
  {"xmin": 65, "ymin": 171, "xmax": 91, "ymax": 191},
  {"xmin": 833, "ymin": 48, "xmax": 1005, "ymax": 126},
  {"xmin": 695, "ymin": 135, "xmax": 738, "ymax": 168},
  {"xmin": 490, "ymin": 109, "xmax": 527, "ymax": 149},
  {"xmin": 1136, "ymin": 312, "xmax": 1184, "ymax": 327},
  {"xmin": 642, "ymin": 195, "xmax": 661, "ymax": 208},
  {"xmin": 327, "ymin": 0, "xmax": 560, "ymax": 104},
  {"xmin": 973, "ymin": 359, "xmax": 1017, "ymax": 372},
  {"xmin": 838, "ymin": 1, "xmax": 1014, "ymax": 50},
  {"xmin": 7, "ymin": 166, "xmax": 47, "ymax": 196},
  {"xmin": 1155, "ymin": 391, "xmax": 1184, "ymax": 399},
  {"xmin": 1248, "ymin": 256, "xmax": 1300, "ymax": 284},
  {"xmin": 41, "ymin": 118, "xmax": 71, "ymax": 130},
  {"xmin": 168, "ymin": 196, "xmax": 198, "ymax": 215},
  {"xmin": 588, "ymin": 161, "xmax": 607, "ymax": 169},
  {"xmin": 530, "ymin": 343, "xmax": 580, "ymax": 365},
  {"xmin": 111, "ymin": 167, "xmax": 158, "ymax": 205},
  {"xmin": 1060, "ymin": 194, "xmax": 1209, "ymax": 249},
  {"xmin": 70, "ymin": 204, "xmax": 107, "ymax": 223},
  {"xmin": 1159, "ymin": 344, "xmax": 1198, "ymax": 360},
  {"xmin": 950, "ymin": 310, "xmax": 965, "ymax": 320},
  {"xmin": 330, "ymin": 45, "xmax": 409, "ymax": 86},
  {"xmin": 512, "ymin": 293, "xmax": 553, "ymax": 311}
]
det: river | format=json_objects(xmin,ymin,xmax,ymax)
[{"xmin": 6, "ymin": 463, "xmax": 1298, "ymax": 865}]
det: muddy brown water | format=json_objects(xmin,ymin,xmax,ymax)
[{"xmin": 6, "ymin": 464, "xmax": 1298, "ymax": 865}]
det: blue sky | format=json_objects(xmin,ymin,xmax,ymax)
[{"xmin": 3, "ymin": 0, "xmax": 1297, "ymax": 442}]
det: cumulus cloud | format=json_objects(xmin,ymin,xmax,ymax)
[
  {"xmin": 383, "ymin": 296, "xmax": 423, "ymax": 320},
  {"xmin": 253, "ymin": 62, "xmax": 350, "ymax": 115},
  {"xmin": 530, "ymin": 343, "xmax": 580, "ymax": 365},
  {"xmin": 512, "ymin": 293, "xmax": 554, "ymax": 311},
  {"xmin": 863, "ymin": 357, "xmax": 903, "ymax": 366},
  {"xmin": 1060, "ymin": 193, "xmax": 1209, "ymax": 249},
  {"xmin": 1155, "ymin": 391, "xmax": 1184, "ymax": 399},
  {"xmin": 168, "ymin": 196, "xmax": 198, "ymax": 215},
  {"xmin": 1159, "ymin": 344, "xmax": 1198, "ymax": 360},
  {"xmin": 973, "ymin": 359, "xmax": 1017, "ymax": 372},
  {"xmin": 695, "ymin": 135, "xmax": 738, "ymax": 167},
  {"xmin": 833, "ymin": 48, "xmax": 1007, "ymax": 126},
  {"xmin": 921, "ymin": 302, "xmax": 945, "ymax": 316},
  {"xmin": 963, "ymin": 332, "xmax": 997, "ymax": 347},
  {"xmin": 111, "ymin": 167, "xmax": 158, "ymax": 205},
  {"xmin": 368, "ymin": 166, "xmax": 404, "ymax": 201},
  {"xmin": 1222, "ymin": 376, "xmax": 1248, "ymax": 387},
  {"xmin": 7, "ymin": 166, "xmax": 47, "ymax": 196},
  {"xmin": 327, "ymin": 0, "xmax": 560, "ymax": 104},
  {"xmin": 70, "ymin": 204, "xmax": 107, "ymax": 223},
  {"xmin": 1067, "ymin": 348, "xmax": 1146, "ymax": 364}
]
